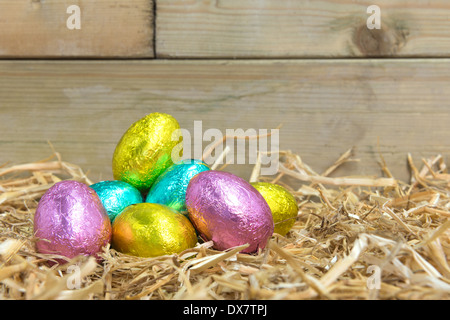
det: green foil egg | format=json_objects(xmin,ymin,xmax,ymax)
[
  {"xmin": 112, "ymin": 113, "xmax": 182, "ymax": 193},
  {"xmin": 146, "ymin": 159, "xmax": 210, "ymax": 213},
  {"xmin": 251, "ymin": 182, "xmax": 298, "ymax": 236},
  {"xmin": 90, "ymin": 180, "xmax": 143, "ymax": 223}
]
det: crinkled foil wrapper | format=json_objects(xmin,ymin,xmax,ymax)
[
  {"xmin": 146, "ymin": 159, "xmax": 210, "ymax": 213},
  {"xmin": 112, "ymin": 113, "xmax": 182, "ymax": 192},
  {"xmin": 90, "ymin": 180, "xmax": 143, "ymax": 223},
  {"xmin": 251, "ymin": 182, "xmax": 298, "ymax": 236},
  {"xmin": 111, "ymin": 203, "xmax": 197, "ymax": 257},
  {"xmin": 186, "ymin": 171, "xmax": 274, "ymax": 254},
  {"xmin": 34, "ymin": 181, "xmax": 112, "ymax": 262}
]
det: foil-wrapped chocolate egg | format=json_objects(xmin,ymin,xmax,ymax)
[
  {"xmin": 112, "ymin": 113, "xmax": 182, "ymax": 192},
  {"xmin": 90, "ymin": 180, "xmax": 143, "ymax": 223},
  {"xmin": 186, "ymin": 171, "xmax": 274, "ymax": 254},
  {"xmin": 251, "ymin": 182, "xmax": 298, "ymax": 236},
  {"xmin": 111, "ymin": 203, "xmax": 197, "ymax": 257},
  {"xmin": 34, "ymin": 180, "xmax": 112, "ymax": 262},
  {"xmin": 145, "ymin": 159, "xmax": 210, "ymax": 213}
]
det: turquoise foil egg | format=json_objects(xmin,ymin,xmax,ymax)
[
  {"xmin": 146, "ymin": 159, "xmax": 210, "ymax": 213},
  {"xmin": 90, "ymin": 180, "xmax": 143, "ymax": 223}
]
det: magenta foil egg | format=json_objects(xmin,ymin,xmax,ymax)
[
  {"xmin": 186, "ymin": 171, "xmax": 274, "ymax": 254},
  {"xmin": 34, "ymin": 180, "xmax": 112, "ymax": 262}
]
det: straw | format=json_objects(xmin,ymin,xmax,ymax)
[{"xmin": 1, "ymin": 148, "xmax": 449, "ymax": 300}]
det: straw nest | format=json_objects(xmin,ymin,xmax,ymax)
[{"xmin": 0, "ymin": 147, "xmax": 449, "ymax": 300}]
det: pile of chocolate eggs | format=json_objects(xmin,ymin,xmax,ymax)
[{"xmin": 33, "ymin": 113, "xmax": 298, "ymax": 261}]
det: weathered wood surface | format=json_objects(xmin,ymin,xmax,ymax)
[
  {"xmin": 156, "ymin": 0, "xmax": 450, "ymax": 58},
  {"xmin": 0, "ymin": 0, "xmax": 154, "ymax": 57},
  {"xmin": 3, "ymin": 0, "xmax": 450, "ymax": 59},
  {"xmin": 0, "ymin": 60, "xmax": 448, "ymax": 183}
]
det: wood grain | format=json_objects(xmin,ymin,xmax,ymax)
[
  {"xmin": 0, "ymin": 0, "xmax": 154, "ymax": 57},
  {"xmin": 156, "ymin": 0, "xmax": 450, "ymax": 58},
  {"xmin": 0, "ymin": 59, "xmax": 448, "ymax": 184}
]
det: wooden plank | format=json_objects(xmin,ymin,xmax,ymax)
[
  {"xmin": 0, "ymin": 0, "xmax": 154, "ymax": 58},
  {"xmin": 0, "ymin": 59, "xmax": 449, "ymax": 184},
  {"xmin": 156, "ymin": 0, "xmax": 450, "ymax": 58}
]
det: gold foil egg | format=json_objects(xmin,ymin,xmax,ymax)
[
  {"xmin": 112, "ymin": 113, "xmax": 182, "ymax": 192},
  {"xmin": 251, "ymin": 182, "xmax": 298, "ymax": 236},
  {"xmin": 111, "ymin": 203, "xmax": 197, "ymax": 257}
]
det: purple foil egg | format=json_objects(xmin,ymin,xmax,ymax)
[
  {"xmin": 186, "ymin": 171, "xmax": 274, "ymax": 254},
  {"xmin": 34, "ymin": 180, "xmax": 112, "ymax": 262}
]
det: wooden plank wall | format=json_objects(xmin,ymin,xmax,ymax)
[
  {"xmin": 0, "ymin": 0, "xmax": 154, "ymax": 57},
  {"xmin": 156, "ymin": 0, "xmax": 450, "ymax": 58},
  {"xmin": 0, "ymin": 1, "xmax": 449, "ymax": 184}
]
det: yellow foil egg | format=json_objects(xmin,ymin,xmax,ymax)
[
  {"xmin": 112, "ymin": 113, "xmax": 182, "ymax": 192},
  {"xmin": 251, "ymin": 182, "xmax": 298, "ymax": 236},
  {"xmin": 111, "ymin": 203, "xmax": 197, "ymax": 257}
]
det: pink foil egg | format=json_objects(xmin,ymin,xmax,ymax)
[
  {"xmin": 186, "ymin": 171, "xmax": 274, "ymax": 254},
  {"xmin": 34, "ymin": 180, "xmax": 112, "ymax": 263}
]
